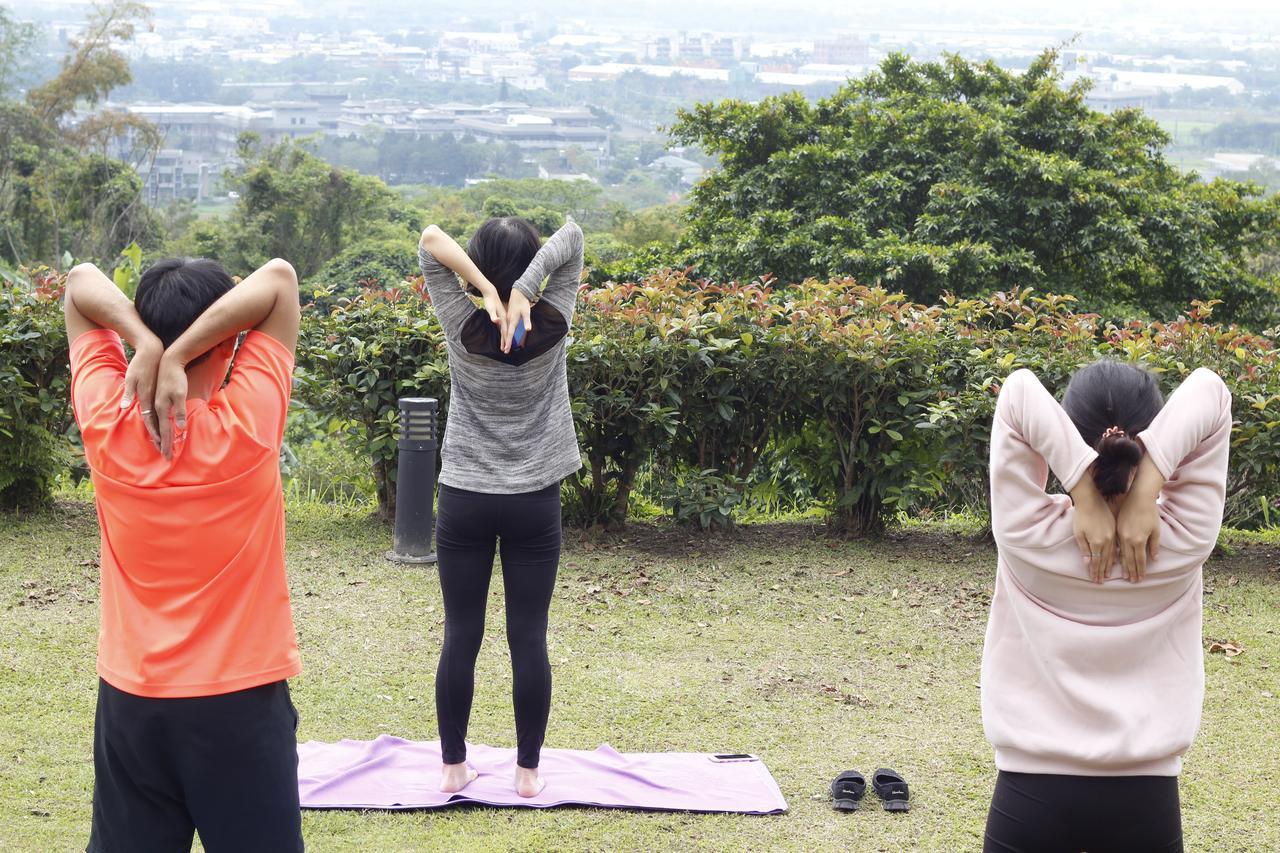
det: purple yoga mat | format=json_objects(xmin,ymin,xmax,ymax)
[{"xmin": 298, "ymin": 735, "xmax": 787, "ymax": 814}]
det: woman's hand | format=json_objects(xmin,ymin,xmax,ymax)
[
  {"xmin": 482, "ymin": 291, "xmax": 506, "ymax": 331},
  {"xmin": 1070, "ymin": 476, "xmax": 1116, "ymax": 584},
  {"xmin": 1114, "ymin": 456, "xmax": 1165, "ymax": 582},
  {"xmin": 503, "ymin": 290, "xmax": 532, "ymax": 353},
  {"xmin": 122, "ymin": 338, "xmax": 164, "ymax": 450}
]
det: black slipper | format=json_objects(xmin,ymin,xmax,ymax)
[
  {"xmin": 830, "ymin": 770, "xmax": 866, "ymax": 811},
  {"xmin": 872, "ymin": 767, "xmax": 909, "ymax": 812}
]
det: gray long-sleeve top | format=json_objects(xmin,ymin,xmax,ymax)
[{"xmin": 417, "ymin": 219, "xmax": 584, "ymax": 493}]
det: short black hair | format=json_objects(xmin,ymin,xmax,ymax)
[
  {"xmin": 135, "ymin": 258, "xmax": 235, "ymax": 362},
  {"xmin": 1062, "ymin": 360, "xmax": 1165, "ymax": 497},
  {"xmin": 465, "ymin": 217, "xmax": 542, "ymax": 301}
]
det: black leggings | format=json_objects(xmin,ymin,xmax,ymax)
[
  {"xmin": 434, "ymin": 482, "xmax": 561, "ymax": 770},
  {"xmin": 984, "ymin": 771, "xmax": 1183, "ymax": 853}
]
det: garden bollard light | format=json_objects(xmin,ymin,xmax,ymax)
[{"xmin": 387, "ymin": 397, "xmax": 438, "ymax": 564}]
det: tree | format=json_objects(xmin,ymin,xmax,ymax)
[
  {"xmin": 0, "ymin": 1, "xmax": 158, "ymax": 267},
  {"xmin": 671, "ymin": 50, "xmax": 1280, "ymax": 326},
  {"xmin": 187, "ymin": 135, "xmax": 419, "ymax": 278},
  {"xmin": 0, "ymin": 5, "xmax": 36, "ymax": 98}
]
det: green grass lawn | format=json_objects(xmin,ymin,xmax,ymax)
[{"xmin": 2, "ymin": 499, "xmax": 1278, "ymax": 851}]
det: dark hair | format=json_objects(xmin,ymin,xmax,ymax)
[
  {"xmin": 1062, "ymin": 360, "xmax": 1164, "ymax": 497},
  {"xmin": 135, "ymin": 258, "xmax": 235, "ymax": 365},
  {"xmin": 465, "ymin": 217, "xmax": 541, "ymax": 300}
]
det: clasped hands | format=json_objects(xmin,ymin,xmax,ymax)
[
  {"xmin": 119, "ymin": 341, "xmax": 189, "ymax": 460},
  {"xmin": 1071, "ymin": 465, "xmax": 1162, "ymax": 584},
  {"xmin": 482, "ymin": 287, "xmax": 532, "ymax": 354}
]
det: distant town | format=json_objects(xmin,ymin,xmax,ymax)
[{"xmin": 16, "ymin": 1, "xmax": 1280, "ymax": 207}]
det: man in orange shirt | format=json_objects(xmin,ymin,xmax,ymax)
[{"xmin": 65, "ymin": 256, "xmax": 304, "ymax": 852}]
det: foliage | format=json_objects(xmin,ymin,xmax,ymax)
[
  {"xmin": 292, "ymin": 264, "xmax": 1280, "ymax": 533},
  {"xmin": 670, "ymin": 50, "xmax": 1280, "ymax": 327},
  {"xmin": 306, "ymin": 238, "xmax": 419, "ymax": 307},
  {"xmin": 662, "ymin": 468, "xmax": 745, "ymax": 530},
  {"xmin": 0, "ymin": 5, "xmax": 37, "ymax": 98},
  {"xmin": 186, "ymin": 135, "xmax": 419, "ymax": 279},
  {"xmin": 280, "ymin": 406, "xmax": 377, "ymax": 505},
  {"xmin": 564, "ymin": 280, "xmax": 680, "ymax": 529},
  {"xmin": 0, "ymin": 267, "xmax": 72, "ymax": 509},
  {"xmin": 294, "ymin": 278, "xmax": 448, "ymax": 518},
  {"xmin": 0, "ymin": 1, "xmax": 158, "ymax": 267}
]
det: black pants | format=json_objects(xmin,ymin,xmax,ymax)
[
  {"xmin": 88, "ymin": 678, "xmax": 302, "ymax": 853},
  {"xmin": 434, "ymin": 482, "xmax": 561, "ymax": 769},
  {"xmin": 984, "ymin": 771, "xmax": 1183, "ymax": 853}
]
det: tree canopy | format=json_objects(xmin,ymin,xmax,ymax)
[
  {"xmin": 0, "ymin": 0, "xmax": 157, "ymax": 267},
  {"xmin": 671, "ymin": 50, "xmax": 1280, "ymax": 325},
  {"xmin": 185, "ymin": 135, "xmax": 419, "ymax": 278}
]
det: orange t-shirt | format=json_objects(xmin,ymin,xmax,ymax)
[{"xmin": 70, "ymin": 329, "xmax": 301, "ymax": 698}]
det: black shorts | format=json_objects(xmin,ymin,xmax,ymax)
[{"xmin": 88, "ymin": 678, "xmax": 303, "ymax": 853}]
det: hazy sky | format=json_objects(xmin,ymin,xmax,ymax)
[{"xmin": 8, "ymin": 0, "xmax": 1279, "ymax": 35}]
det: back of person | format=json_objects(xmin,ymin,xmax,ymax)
[
  {"xmin": 72, "ymin": 327, "xmax": 298, "ymax": 696},
  {"xmin": 982, "ymin": 364, "xmax": 1231, "ymax": 853},
  {"xmin": 415, "ymin": 216, "xmax": 584, "ymax": 799},
  {"xmin": 420, "ymin": 216, "xmax": 583, "ymax": 494},
  {"xmin": 65, "ymin": 257, "xmax": 304, "ymax": 853}
]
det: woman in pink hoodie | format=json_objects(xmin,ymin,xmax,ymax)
[{"xmin": 982, "ymin": 363, "xmax": 1231, "ymax": 852}]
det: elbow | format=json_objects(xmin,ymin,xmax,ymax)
[
  {"xmin": 420, "ymin": 224, "xmax": 443, "ymax": 248},
  {"xmin": 267, "ymin": 257, "xmax": 299, "ymax": 289},
  {"xmin": 65, "ymin": 262, "xmax": 98, "ymax": 293},
  {"xmin": 1190, "ymin": 367, "xmax": 1231, "ymax": 412},
  {"xmin": 565, "ymin": 219, "xmax": 585, "ymax": 250}
]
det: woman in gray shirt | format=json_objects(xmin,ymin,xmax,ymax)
[{"xmin": 416, "ymin": 216, "xmax": 583, "ymax": 798}]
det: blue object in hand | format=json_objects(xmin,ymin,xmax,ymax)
[{"xmin": 513, "ymin": 317, "xmax": 527, "ymax": 348}]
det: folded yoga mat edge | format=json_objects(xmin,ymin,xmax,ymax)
[{"xmin": 297, "ymin": 736, "xmax": 788, "ymax": 815}]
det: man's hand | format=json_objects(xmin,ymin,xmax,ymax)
[
  {"xmin": 1115, "ymin": 456, "xmax": 1165, "ymax": 582},
  {"xmin": 153, "ymin": 353, "xmax": 189, "ymax": 460},
  {"xmin": 121, "ymin": 339, "xmax": 164, "ymax": 450},
  {"xmin": 1070, "ymin": 475, "xmax": 1116, "ymax": 584},
  {"xmin": 503, "ymin": 289, "xmax": 532, "ymax": 354}
]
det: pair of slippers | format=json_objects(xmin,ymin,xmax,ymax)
[{"xmin": 830, "ymin": 768, "xmax": 909, "ymax": 812}]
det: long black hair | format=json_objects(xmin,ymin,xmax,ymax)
[
  {"xmin": 1061, "ymin": 360, "xmax": 1164, "ymax": 497},
  {"xmin": 465, "ymin": 217, "xmax": 541, "ymax": 300}
]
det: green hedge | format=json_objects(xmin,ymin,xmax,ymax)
[
  {"xmin": 296, "ymin": 272, "xmax": 1280, "ymax": 533},
  {"xmin": 0, "ymin": 267, "xmax": 73, "ymax": 509},
  {"xmin": 5, "ymin": 266, "xmax": 1278, "ymax": 533}
]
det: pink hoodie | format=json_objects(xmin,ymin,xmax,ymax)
[{"xmin": 983, "ymin": 367, "xmax": 1231, "ymax": 776}]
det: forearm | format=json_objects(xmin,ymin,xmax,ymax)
[
  {"xmin": 512, "ymin": 220, "xmax": 583, "ymax": 302},
  {"xmin": 163, "ymin": 259, "xmax": 293, "ymax": 367},
  {"xmin": 1068, "ymin": 473, "xmax": 1107, "ymax": 512},
  {"xmin": 65, "ymin": 263, "xmax": 160, "ymax": 351},
  {"xmin": 420, "ymin": 225, "xmax": 498, "ymax": 298},
  {"xmin": 998, "ymin": 370, "xmax": 1098, "ymax": 491},
  {"xmin": 1128, "ymin": 454, "xmax": 1166, "ymax": 503}
]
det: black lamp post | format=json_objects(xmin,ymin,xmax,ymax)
[{"xmin": 387, "ymin": 397, "xmax": 438, "ymax": 564}]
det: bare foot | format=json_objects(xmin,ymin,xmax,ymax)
[
  {"xmin": 440, "ymin": 762, "xmax": 478, "ymax": 793},
  {"xmin": 514, "ymin": 766, "xmax": 545, "ymax": 798}
]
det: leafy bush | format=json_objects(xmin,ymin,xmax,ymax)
[
  {"xmin": 307, "ymin": 238, "xmax": 420, "ymax": 308},
  {"xmin": 294, "ymin": 277, "xmax": 448, "ymax": 518},
  {"xmin": 663, "ymin": 468, "xmax": 745, "ymax": 530},
  {"xmin": 282, "ymin": 270, "xmax": 1280, "ymax": 534},
  {"xmin": 0, "ymin": 267, "xmax": 72, "ymax": 509}
]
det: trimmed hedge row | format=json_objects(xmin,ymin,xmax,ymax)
[
  {"xmin": 4, "ymin": 267, "xmax": 1277, "ymax": 533},
  {"xmin": 297, "ymin": 273, "xmax": 1280, "ymax": 533}
]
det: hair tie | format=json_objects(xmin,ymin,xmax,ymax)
[{"xmin": 1101, "ymin": 426, "xmax": 1126, "ymax": 440}]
